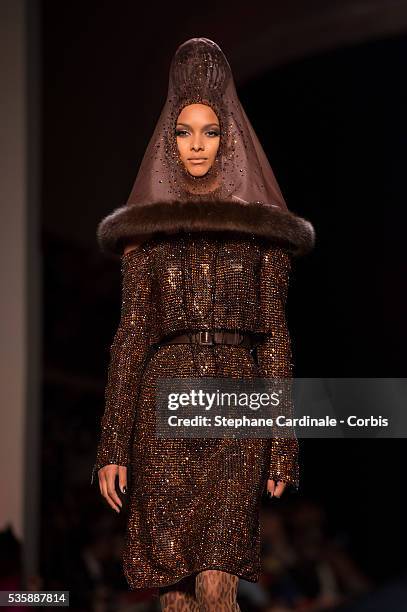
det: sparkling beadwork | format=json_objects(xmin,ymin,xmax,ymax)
[{"xmin": 91, "ymin": 232, "xmax": 299, "ymax": 590}]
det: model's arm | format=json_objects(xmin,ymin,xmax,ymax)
[
  {"xmin": 91, "ymin": 245, "xmax": 153, "ymax": 487},
  {"xmin": 257, "ymin": 244, "xmax": 299, "ymax": 492}
]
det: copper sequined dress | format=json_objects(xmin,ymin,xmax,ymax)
[{"xmin": 91, "ymin": 226, "xmax": 310, "ymax": 590}]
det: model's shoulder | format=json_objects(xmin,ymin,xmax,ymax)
[
  {"xmin": 120, "ymin": 241, "xmax": 152, "ymax": 270},
  {"xmin": 123, "ymin": 243, "xmax": 141, "ymax": 256},
  {"xmin": 122, "ymin": 233, "xmax": 160, "ymax": 256}
]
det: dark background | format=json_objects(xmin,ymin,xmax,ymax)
[{"xmin": 37, "ymin": 1, "xmax": 407, "ymax": 609}]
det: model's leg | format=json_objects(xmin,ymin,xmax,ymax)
[
  {"xmin": 195, "ymin": 570, "xmax": 240, "ymax": 611},
  {"xmin": 158, "ymin": 573, "xmax": 199, "ymax": 611}
]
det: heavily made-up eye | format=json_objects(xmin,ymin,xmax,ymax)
[{"xmin": 175, "ymin": 129, "xmax": 220, "ymax": 137}]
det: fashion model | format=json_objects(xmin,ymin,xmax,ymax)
[{"xmin": 91, "ymin": 38, "xmax": 315, "ymax": 610}]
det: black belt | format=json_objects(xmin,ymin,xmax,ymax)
[{"xmin": 158, "ymin": 329, "xmax": 255, "ymax": 349}]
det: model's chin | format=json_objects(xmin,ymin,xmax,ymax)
[{"xmin": 186, "ymin": 164, "xmax": 210, "ymax": 178}]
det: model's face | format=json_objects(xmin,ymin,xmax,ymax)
[{"xmin": 175, "ymin": 104, "xmax": 220, "ymax": 177}]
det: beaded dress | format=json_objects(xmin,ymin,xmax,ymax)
[{"xmin": 91, "ymin": 38, "xmax": 315, "ymax": 590}]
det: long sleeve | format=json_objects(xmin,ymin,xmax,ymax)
[
  {"xmin": 91, "ymin": 248, "xmax": 153, "ymax": 484},
  {"xmin": 257, "ymin": 244, "xmax": 299, "ymax": 491}
]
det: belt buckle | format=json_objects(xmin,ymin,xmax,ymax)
[
  {"xmin": 199, "ymin": 330, "xmax": 213, "ymax": 345},
  {"xmin": 235, "ymin": 331, "xmax": 243, "ymax": 345}
]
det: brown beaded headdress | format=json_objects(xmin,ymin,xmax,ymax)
[{"xmin": 97, "ymin": 37, "xmax": 315, "ymax": 257}]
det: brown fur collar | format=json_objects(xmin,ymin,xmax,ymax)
[{"xmin": 97, "ymin": 199, "xmax": 315, "ymax": 258}]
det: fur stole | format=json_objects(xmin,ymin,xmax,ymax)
[{"xmin": 97, "ymin": 199, "xmax": 315, "ymax": 258}]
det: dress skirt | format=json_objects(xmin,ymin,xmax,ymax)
[{"xmin": 123, "ymin": 341, "xmax": 272, "ymax": 590}]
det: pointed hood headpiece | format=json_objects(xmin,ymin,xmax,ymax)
[{"xmin": 97, "ymin": 37, "xmax": 315, "ymax": 258}]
